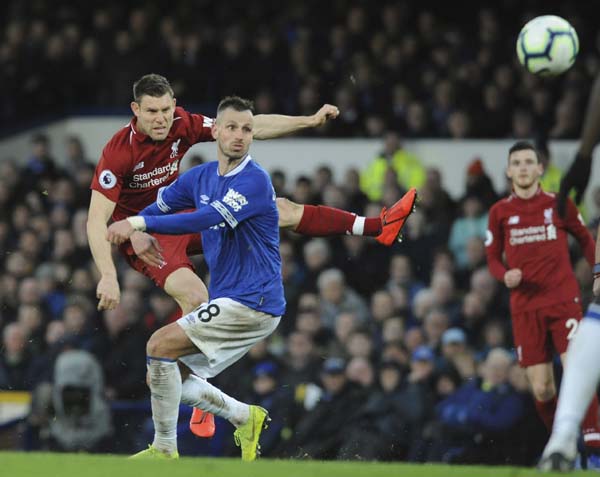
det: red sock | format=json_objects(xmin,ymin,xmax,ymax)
[
  {"xmin": 534, "ymin": 396, "xmax": 557, "ymax": 431},
  {"xmin": 295, "ymin": 205, "xmax": 382, "ymax": 237},
  {"xmin": 583, "ymin": 395, "xmax": 600, "ymax": 448}
]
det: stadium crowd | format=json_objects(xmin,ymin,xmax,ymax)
[
  {"xmin": 1, "ymin": 0, "xmax": 599, "ymax": 137},
  {"xmin": 1, "ymin": 131, "xmax": 599, "ymax": 463},
  {"xmin": 2, "ymin": 0, "xmax": 600, "ymax": 467}
]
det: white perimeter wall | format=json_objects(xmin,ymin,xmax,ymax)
[{"xmin": 1, "ymin": 116, "xmax": 598, "ymax": 209}]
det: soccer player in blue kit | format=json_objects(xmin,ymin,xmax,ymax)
[{"xmin": 107, "ymin": 96, "xmax": 285, "ymax": 461}]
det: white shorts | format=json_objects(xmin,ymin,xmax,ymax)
[{"xmin": 177, "ymin": 297, "xmax": 280, "ymax": 378}]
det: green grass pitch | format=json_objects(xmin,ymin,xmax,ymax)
[{"xmin": 1, "ymin": 452, "xmax": 596, "ymax": 477}]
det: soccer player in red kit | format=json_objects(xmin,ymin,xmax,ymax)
[
  {"xmin": 485, "ymin": 141, "xmax": 600, "ymax": 457},
  {"xmin": 88, "ymin": 74, "xmax": 417, "ymax": 438}
]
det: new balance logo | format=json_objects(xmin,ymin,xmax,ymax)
[
  {"xmin": 133, "ymin": 161, "xmax": 144, "ymax": 172},
  {"xmin": 222, "ymin": 188, "xmax": 248, "ymax": 212},
  {"xmin": 203, "ymin": 117, "xmax": 214, "ymax": 128},
  {"xmin": 508, "ymin": 215, "xmax": 520, "ymax": 225}
]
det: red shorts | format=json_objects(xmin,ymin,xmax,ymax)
[
  {"xmin": 119, "ymin": 232, "xmax": 203, "ymax": 287},
  {"xmin": 512, "ymin": 301, "xmax": 582, "ymax": 367}
]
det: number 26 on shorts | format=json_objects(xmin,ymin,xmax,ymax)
[{"xmin": 565, "ymin": 317, "xmax": 578, "ymax": 340}]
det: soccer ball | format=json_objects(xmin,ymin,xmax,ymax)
[{"xmin": 516, "ymin": 15, "xmax": 579, "ymax": 76}]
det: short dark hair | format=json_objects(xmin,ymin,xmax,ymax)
[
  {"xmin": 133, "ymin": 74, "xmax": 174, "ymax": 102},
  {"xmin": 508, "ymin": 140, "xmax": 539, "ymax": 162},
  {"xmin": 216, "ymin": 96, "xmax": 254, "ymax": 115},
  {"xmin": 32, "ymin": 133, "xmax": 49, "ymax": 145}
]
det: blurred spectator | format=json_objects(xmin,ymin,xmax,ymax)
[
  {"xmin": 536, "ymin": 138, "xmax": 561, "ymax": 194},
  {"xmin": 280, "ymin": 357, "xmax": 365, "ymax": 459},
  {"xmin": 345, "ymin": 329, "xmax": 375, "ymax": 361},
  {"xmin": 342, "ymin": 168, "xmax": 369, "ymax": 214},
  {"xmin": 448, "ymin": 195, "xmax": 488, "ymax": 269},
  {"xmin": 317, "ymin": 268, "xmax": 369, "ymax": 328},
  {"xmin": 0, "ymin": 322, "xmax": 31, "ymax": 390},
  {"xmin": 22, "ymin": 134, "xmax": 61, "ymax": 192},
  {"xmin": 338, "ymin": 235, "xmax": 391, "ymax": 297},
  {"xmin": 345, "ymin": 356, "xmax": 375, "ymax": 389},
  {"xmin": 242, "ymin": 363, "xmax": 291, "ymax": 456},
  {"xmin": 338, "ymin": 359, "xmax": 429, "ymax": 460},
  {"xmin": 281, "ymin": 331, "xmax": 320, "ymax": 389},
  {"xmin": 463, "ymin": 158, "xmax": 499, "ymax": 209},
  {"xmin": 360, "ymin": 131, "xmax": 425, "ymax": 202},
  {"xmin": 49, "ymin": 350, "xmax": 113, "ymax": 452},
  {"xmin": 302, "ymin": 238, "xmax": 332, "ymax": 293},
  {"xmin": 428, "ymin": 348, "xmax": 524, "ymax": 463},
  {"xmin": 96, "ymin": 305, "xmax": 147, "ymax": 400},
  {"xmin": 423, "ymin": 309, "xmax": 450, "ymax": 350},
  {"xmin": 370, "ymin": 289, "xmax": 396, "ymax": 325}
]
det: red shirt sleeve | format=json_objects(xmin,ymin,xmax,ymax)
[
  {"xmin": 90, "ymin": 139, "xmax": 130, "ymax": 203},
  {"xmin": 563, "ymin": 198, "xmax": 595, "ymax": 266},
  {"xmin": 486, "ymin": 204, "xmax": 508, "ymax": 282},
  {"xmin": 184, "ymin": 109, "xmax": 215, "ymax": 144}
]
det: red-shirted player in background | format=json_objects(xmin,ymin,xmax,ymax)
[
  {"xmin": 485, "ymin": 140, "xmax": 600, "ymax": 461},
  {"xmin": 87, "ymin": 74, "xmax": 417, "ymax": 439}
]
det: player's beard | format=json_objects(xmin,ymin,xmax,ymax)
[{"xmin": 224, "ymin": 143, "xmax": 248, "ymax": 163}]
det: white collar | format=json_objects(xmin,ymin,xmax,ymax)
[{"xmin": 219, "ymin": 154, "xmax": 252, "ymax": 177}]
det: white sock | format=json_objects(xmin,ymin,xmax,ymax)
[
  {"xmin": 553, "ymin": 316, "xmax": 600, "ymax": 441},
  {"xmin": 147, "ymin": 357, "xmax": 182, "ymax": 453},
  {"xmin": 181, "ymin": 374, "xmax": 249, "ymax": 427},
  {"xmin": 351, "ymin": 216, "xmax": 365, "ymax": 235}
]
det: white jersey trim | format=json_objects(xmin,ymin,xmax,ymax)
[
  {"xmin": 210, "ymin": 200, "xmax": 238, "ymax": 228},
  {"xmin": 156, "ymin": 186, "xmax": 171, "ymax": 213},
  {"xmin": 218, "ymin": 155, "xmax": 252, "ymax": 177}
]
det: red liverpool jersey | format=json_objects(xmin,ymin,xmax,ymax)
[
  {"xmin": 90, "ymin": 106, "xmax": 214, "ymax": 221},
  {"xmin": 485, "ymin": 188, "xmax": 594, "ymax": 312}
]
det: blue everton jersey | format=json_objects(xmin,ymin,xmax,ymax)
[{"xmin": 141, "ymin": 156, "xmax": 285, "ymax": 316}]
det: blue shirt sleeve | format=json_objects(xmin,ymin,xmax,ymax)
[
  {"xmin": 209, "ymin": 170, "xmax": 274, "ymax": 229},
  {"xmin": 140, "ymin": 169, "xmax": 198, "ymax": 216},
  {"xmin": 143, "ymin": 206, "xmax": 224, "ymax": 234}
]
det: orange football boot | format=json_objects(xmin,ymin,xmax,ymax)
[
  {"xmin": 376, "ymin": 188, "xmax": 418, "ymax": 246},
  {"xmin": 189, "ymin": 408, "xmax": 216, "ymax": 438}
]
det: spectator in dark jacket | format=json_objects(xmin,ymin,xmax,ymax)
[
  {"xmin": 338, "ymin": 360, "xmax": 429, "ymax": 460},
  {"xmin": 428, "ymin": 347, "xmax": 524, "ymax": 464},
  {"xmin": 280, "ymin": 357, "xmax": 366, "ymax": 459}
]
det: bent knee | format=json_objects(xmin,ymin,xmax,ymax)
[
  {"xmin": 531, "ymin": 382, "xmax": 556, "ymax": 402},
  {"xmin": 170, "ymin": 286, "xmax": 208, "ymax": 314},
  {"xmin": 146, "ymin": 330, "xmax": 165, "ymax": 357},
  {"xmin": 276, "ymin": 197, "xmax": 303, "ymax": 229}
]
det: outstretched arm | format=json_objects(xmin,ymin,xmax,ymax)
[
  {"xmin": 558, "ymin": 74, "xmax": 600, "ymax": 215},
  {"xmin": 106, "ymin": 206, "xmax": 224, "ymax": 244},
  {"xmin": 87, "ymin": 191, "xmax": 120, "ymax": 310},
  {"xmin": 253, "ymin": 104, "xmax": 339, "ymax": 139}
]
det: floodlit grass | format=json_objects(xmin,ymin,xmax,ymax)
[{"xmin": 0, "ymin": 451, "xmax": 593, "ymax": 477}]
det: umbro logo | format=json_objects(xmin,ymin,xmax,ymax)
[{"xmin": 200, "ymin": 195, "xmax": 210, "ymax": 204}]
